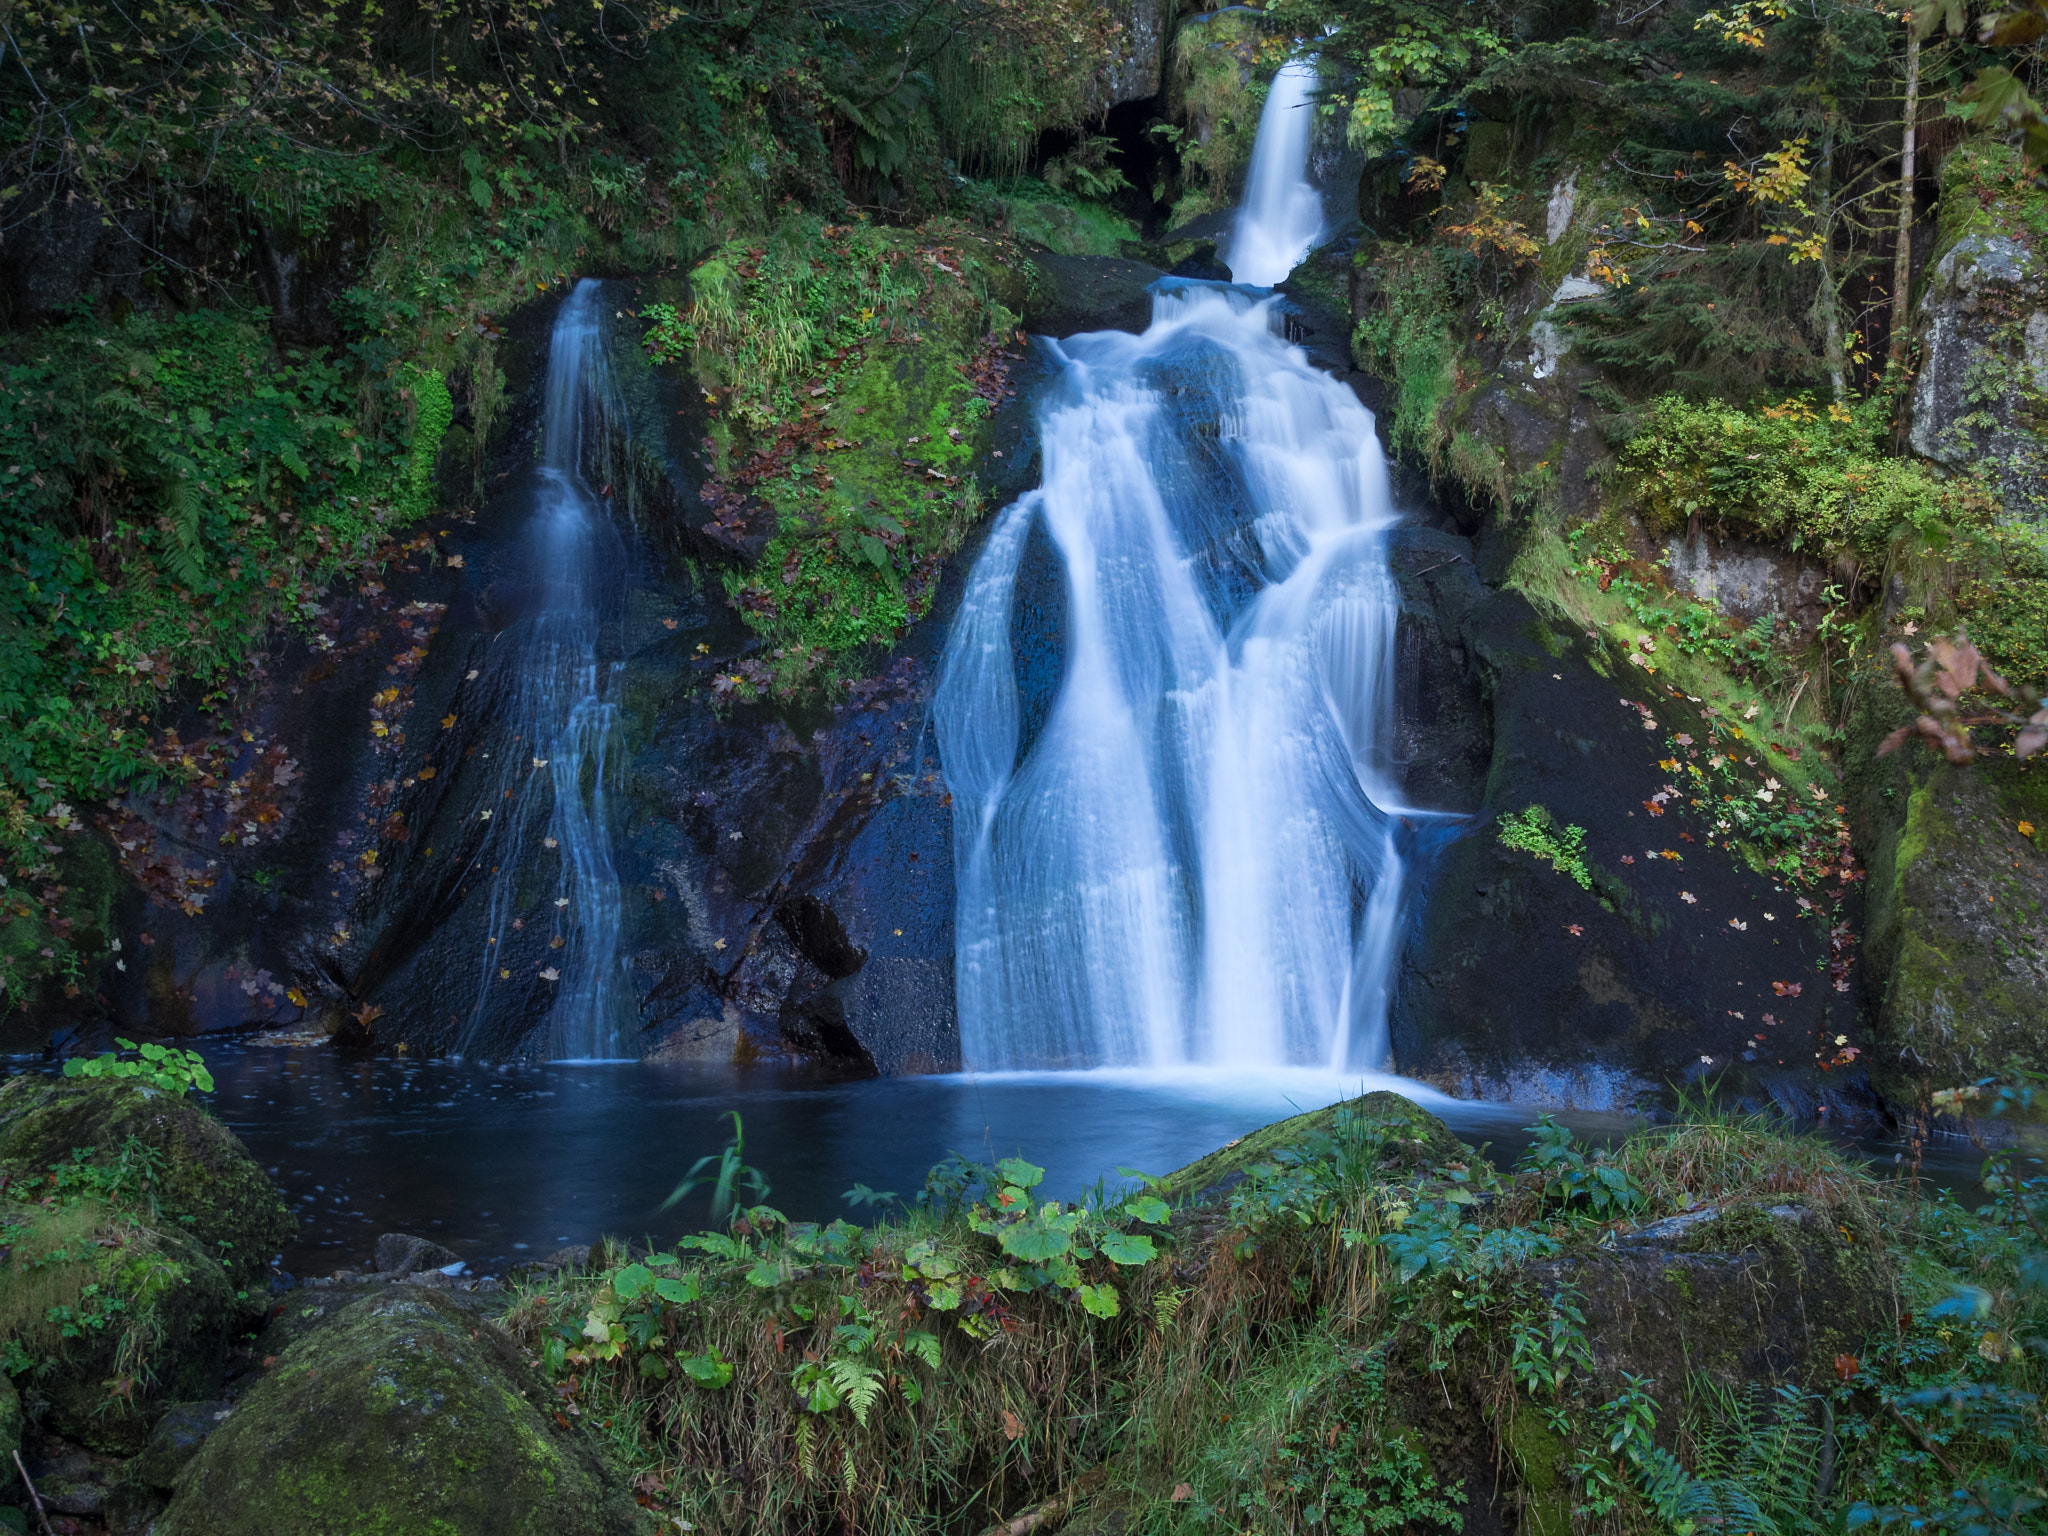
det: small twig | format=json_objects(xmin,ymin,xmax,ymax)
[
  {"xmin": 1410, "ymin": 555, "xmax": 1469, "ymax": 577},
  {"xmin": 977, "ymin": 1466, "xmax": 1107, "ymax": 1536},
  {"xmin": 14, "ymin": 1449, "xmax": 55, "ymax": 1536},
  {"xmin": 1781, "ymin": 670, "xmax": 1810, "ymax": 730}
]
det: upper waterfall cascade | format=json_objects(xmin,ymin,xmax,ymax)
[
  {"xmin": 1227, "ymin": 60, "xmax": 1326, "ymax": 287},
  {"xmin": 463, "ymin": 279, "xmax": 633, "ymax": 1062},
  {"xmin": 935, "ymin": 76, "xmax": 1417, "ymax": 1074}
]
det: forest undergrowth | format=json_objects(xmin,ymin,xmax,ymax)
[{"xmin": 505, "ymin": 1087, "xmax": 2046, "ymax": 1536}]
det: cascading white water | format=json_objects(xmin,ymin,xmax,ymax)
[
  {"xmin": 462, "ymin": 279, "xmax": 632, "ymax": 1062},
  {"xmin": 935, "ymin": 60, "xmax": 1414, "ymax": 1075},
  {"xmin": 1227, "ymin": 60, "xmax": 1325, "ymax": 286}
]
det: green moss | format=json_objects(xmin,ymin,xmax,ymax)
[
  {"xmin": 0, "ymin": 1196, "xmax": 238, "ymax": 1452},
  {"xmin": 1158, "ymin": 1090, "xmax": 1465, "ymax": 1204},
  {"xmin": 998, "ymin": 188, "xmax": 1138, "ymax": 256},
  {"xmin": 683, "ymin": 216, "xmax": 1027, "ymax": 694},
  {"xmin": 157, "ymin": 1288, "xmax": 646, "ymax": 1536},
  {"xmin": 1502, "ymin": 1400, "xmax": 1571, "ymax": 1536},
  {"xmin": 395, "ymin": 367, "xmax": 454, "ymax": 523},
  {"xmin": 0, "ymin": 1076, "xmax": 295, "ymax": 1297}
]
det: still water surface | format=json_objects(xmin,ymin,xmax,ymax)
[
  {"xmin": 145, "ymin": 1046, "xmax": 1977, "ymax": 1276},
  {"xmin": 187, "ymin": 1049, "xmax": 1579, "ymax": 1272}
]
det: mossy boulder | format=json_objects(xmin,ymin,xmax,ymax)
[
  {"xmin": 1531, "ymin": 1197, "xmax": 1890, "ymax": 1416},
  {"xmin": 0, "ymin": 1075, "xmax": 295, "ymax": 1294},
  {"xmin": 1843, "ymin": 667, "xmax": 2048, "ymax": 1137},
  {"xmin": 0, "ymin": 1371, "xmax": 19, "ymax": 1489},
  {"xmin": 1160, "ymin": 1090, "xmax": 1466, "ymax": 1205},
  {"xmin": 157, "ymin": 1287, "xmax": 649, "ymax": 1536},
  {"xmin": 0, "ymin": 1197, "xmax": 240, "ymax": 1453}
]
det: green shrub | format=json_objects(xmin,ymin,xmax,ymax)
[{"xmin": 1618, "ymin": 393, "xmax": 1969, "ymax": 562}]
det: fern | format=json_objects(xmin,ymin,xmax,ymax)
[
  {"xmin": 159, "ymin": 474, "xmax": 211, "ymax": 590},
  {"xmin": 827, "ymin": 1355, "xmax": 886, "ymax": 1426}
]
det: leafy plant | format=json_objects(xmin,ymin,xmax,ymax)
[
  {"xmin": 1497, "ymin": 805, "xmax": 1595, "ymax": 891},
  {"xmin": 663, "ymin": 1111, "xmax": 772, "ymax": 1226},
  {"xmin": 1517, "ymin": 1115, "xmax": 1643, "ymax": 1218},
  {"xmin": 62, "ymin": 1040, "xmax": 214, "ymax": 1096}
]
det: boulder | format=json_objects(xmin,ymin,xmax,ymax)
[
  {"xmin": 1393, "ymin": 590, "xmax": 1860, "ymax": 1113},
  {"xmin": 1023, "ymin": 253, "xmax": 1166, "ymax": 339},
  {"xmin": 1843, "ymin": 662, "xmax": 2048, "ymax": 1135},
  {"xmin": 370, "ymin": 1232, "xmax": 462, "ymax": 1277},
  {"xmin": 156, "ymin": 1287, "xmax": 648, "ymax": 1536},
  {"xmin": 1908, "ymin": 141, "xmax": 2048, "ymax": 525},
  {"xmin": 0, "ymin": 1075, "xmax": 295, "ymax": 1296},
  {"xmin": 1159, "ymin": 1090, "xmax": 1467, "ymax": 1204},
  {"xmin": 0, "ymin": 1198, "xmax": 240, "ymax": 1453}
]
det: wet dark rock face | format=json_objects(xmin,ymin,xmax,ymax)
[{"xmin": 1392, "ymin": 591, "xmax": 1871, "ymax": 1116}]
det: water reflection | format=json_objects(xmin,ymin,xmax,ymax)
[{"xmin": 47, "ymin": 1046, "xmax": 1984, "ymax": 1275}]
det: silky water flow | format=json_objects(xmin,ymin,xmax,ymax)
[
  {"xmin": 462, "ymin": 279, "xmax": 634, "ymax": 1062},
  {"xmin": 935, "ymin": 57, "xmax": 1425, "ymax": 1074}
]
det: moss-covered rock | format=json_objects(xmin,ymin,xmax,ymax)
[
  {"xmin": 1159, "ymin": 1090, "xmax": 1466, "ymax": 1205},
  {"xmin": 157, "ymin": 1287, "xmax": 648, "ymax": 1536},
  {"xmin": 0, "ymin": 1197, "xmax": 240, "ymax": 1453},
  {"xmin": 0, "ymin": 1370, "xmax": 19, "ymax": 1490},
  {"xmin": 0, "ymin": 1075, "xmax": 294, "ymax": 1295},
  {"xmin": 1843, "ymin": 667, "xmax": 2048, "ymax": 1136},
  {"xmin": 1531, "ymin": 1197, "xmax": 1890, "ymax": 1418}
]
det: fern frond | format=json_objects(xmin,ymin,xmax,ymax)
[{"xmin": 828, "ymin": 1355, "xmax": 885, "ymax": 1426}]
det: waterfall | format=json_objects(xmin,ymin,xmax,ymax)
[
  {"xmin": 461, "ymin": 279, "xmax": 633, "ymax": 1062},
  {"xmin": 1227, "ymin": 60, "xmax": 1325, "ymax": 287},
  {"xmin": 936, "ymin": 81, "xmax": 1419, "ymax": 1073}
]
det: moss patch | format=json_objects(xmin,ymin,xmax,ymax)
[
  {"xmin": 669, "ymin": 215, "xmax": 1030, "ymax": 695},
  {"xmin": 0, "ymin": 1076, "xmax": 295, "ymax": 1297},
  {"xmin": 158, "ymin": 1288, "xmax": 647, "ymax": 1536},
  {"xmin": 0, "ymin": 1196, "xmax": 238, "ymax": 1452},
  {"xmin": 1159, "ymin": 1090, "xmax": 1466, "ymax": 1205}
]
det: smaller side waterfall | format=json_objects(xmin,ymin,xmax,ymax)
[
  {"xmin": 1228, "ymin": 60, "xmax": 1325, "ymax": 287},
  {"xmin": 462, "ymin": 280, "xmax": 633, "ymax": 1062}
]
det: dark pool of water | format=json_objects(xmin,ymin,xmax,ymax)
[
  {"xmin": 10, "ymin": 1046, "xmax": 1996, "ymax": 1276},
  {"xmin": 189, "ymin": 1051, "xmax": 1599, "ymax": 1273}
]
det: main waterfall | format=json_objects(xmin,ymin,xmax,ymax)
[
  {"xmin": 461, "ymin": 279, "xmax": 633, "ymax": 1062},
  {"xmin": 935, "ymin": 63, "xmax": 1417, "ymax": 1074}
]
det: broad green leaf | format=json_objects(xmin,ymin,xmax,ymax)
[
  {"xmin": 1076, "ymin": 1282, "xmax": 1120, "ymax": 1319},
  {"xmin": 1098, "ymin": 1231, "xmax": 1156, "ymax": 1266},
  {"xmin": 904, "ymin": 1239, "xmax": 957, "ymax": 1279},
  {"xmin": 676, "ymin": 1233, "xmax": 742, "ymax": 1260},
  {"xmin": 1122, "ymin": 1195, "xmax": 1170, "ymax": 1225},
  {"xmin": 611, "ymin": 1263, "xmax": 655, "ymax": 1301},
  {"xmin": 924, "ymin": 1281, "xmax": 961, "ymax": 1311},
  {"xmin": 996, "ymin": 1157, "xmax": 1045, "ymax": 1190},
  {"xmin": 680, "ymin": 1349, "xmax": 734, "ymax": 1388},
  {"xmin": 745, "ymin": 1256, "xmax": 783, "ymax": 1288},
  {"xmin": 998, "ymin": 1220, "xmax": 1073, "ymax": 1263},
  {"xmin": 654, "ymin": 1274, "xmax": 701, "ymax": 1305}
]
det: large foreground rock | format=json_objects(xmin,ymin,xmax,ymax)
[{"xmin": 157, "ymin": 1287, "xmax": 648, "ymax": 1536}]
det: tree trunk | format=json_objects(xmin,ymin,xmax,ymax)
[
  {"xmin": 1890, "ymin": 24, "xmax": 1923, "ymax": 365},
  {"xmin": 1811, "ymin": 118, "xmax": 1848, "ymax": 401}
]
